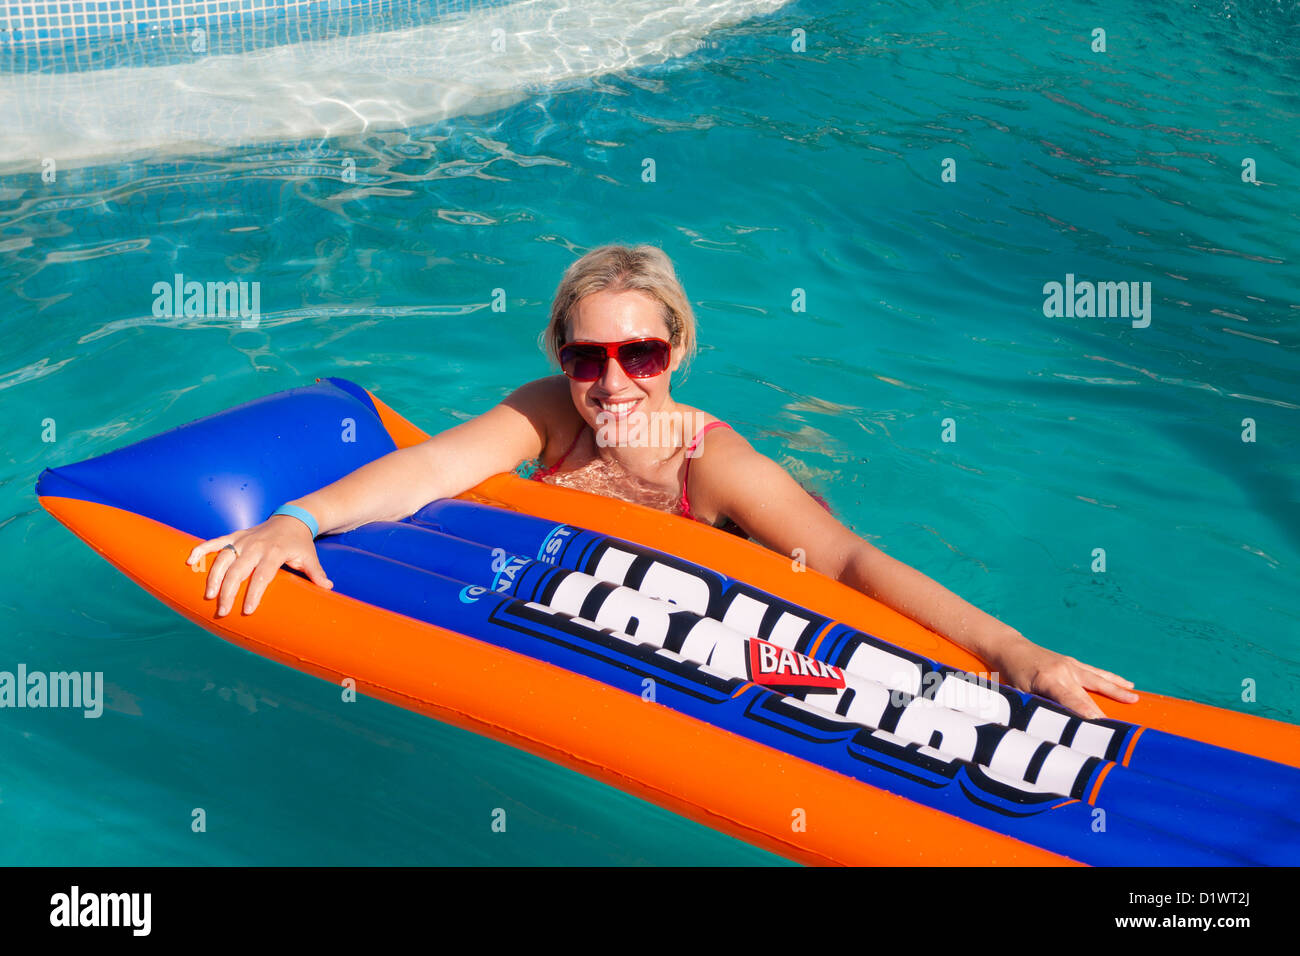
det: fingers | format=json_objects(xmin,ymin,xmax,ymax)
[
  {"xmin": 1037, "ymin": 666, "xmax": 1138, "ymax": 720},
  {"xmin": 1030, "ymin": 661, "xmax": 1110, "ymax": 721},
  {"xmin": 186, "ymin": 536, "xmax": 233, "ymax": 568},
  {"xmin": 1058, "ymin": 685, "xmax": 1106, "ymax": 721},
  {"xmin": 203, "ymin": 543, "xmax": 241, "ymax": 605},
  {"xmin": 188, "ymin": 525, "xmax": 331, "ymax": 617},
  {"xmin": 1074, "ymin": 659, "xmax": 1140, "ymax": 704},
  {"xmin": 241, "ymin": 548, "xmax": 284, "ymax": 616},
  {"xmin": 215, "ymin": 546, "xmax": 259, "ymax": 618},
  {"xmin": 285, "ymin": 553, "xmax": 334, "ymax": 590},
  {"xmin": 1081, "ymin": 670, "xmax": 1141, "ymax": 705},
  {"xmin": 192, "ymin": 535, "xmax": 267, "ymax": 617},
  {"xmin": 1077, "ymin": 661, "xmax": 1136, "ymax": 689}
]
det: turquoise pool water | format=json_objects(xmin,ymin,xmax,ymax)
[{"xmin": 2, "ymin": 0, "xmax": 1297, "ymax": 865}]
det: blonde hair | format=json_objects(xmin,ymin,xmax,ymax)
[{"xmin": 541, "ymin": 243, "xmax": 698, "ymax": 382}]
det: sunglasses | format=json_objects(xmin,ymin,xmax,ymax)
[{"xmin": 558, "ymin": 337, "xmax": 672, "ymax": 382}]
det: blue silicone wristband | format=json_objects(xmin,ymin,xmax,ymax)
[{"xmin": 270, "ymin": 504, "xmax": 319, "ymax": 539}]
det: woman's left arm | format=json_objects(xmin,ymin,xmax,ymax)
[
  {"xmin": 698, "ymin": 435, "xmax": 1138, "ymax": 719},
  {"xmin": 831, "ymin": 541, "xmax": 1139, "ymax": 719}
]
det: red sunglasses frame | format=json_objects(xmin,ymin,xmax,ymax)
[{"xmin": 558, "ymin": 337, "xmax": 673, "ymax": 381}]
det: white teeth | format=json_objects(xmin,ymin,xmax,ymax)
[{"xmin": 600, "ymin": 400, "xmax": 637, "ymax": 414}]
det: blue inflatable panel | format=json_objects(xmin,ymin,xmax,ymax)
[{"xmin": 36, "ymin": 378, "xmax": 394, "ymax": 541}]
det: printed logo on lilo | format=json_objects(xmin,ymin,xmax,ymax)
[{"xmin": 746, "ymin": 636, "xmax": 845, "ymax": 692}]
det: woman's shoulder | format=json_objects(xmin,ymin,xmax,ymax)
[
  {"xmin": 675, "ymin": 407, "xmax": 757, "ymax": 486},
  {"xmin": 673, "ymin": 407, "xmax": 759, "ymax": 528},
  {"xmin": 507, "ymin": 373, "xmax": 572, "ymax": 410},
  {"xmin": 672, "ymin": 405, "xmax": 750, "ymax": 455},
  {"xmin": 503, "ymin": 375, "xmax": 582, "ymax": 445}
]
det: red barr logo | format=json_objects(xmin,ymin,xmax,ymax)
[{"xmin": 746, "ymin": 637, "xmax": 845, "ymax": 690}]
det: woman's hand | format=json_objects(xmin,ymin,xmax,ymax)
[
  {"xmin": 985, "ymin": 632, "xmax": 1139, "ymax": 720},
  {"xmin": 185, "ymin": 515, "xmax": 333, "ymax": 618}
]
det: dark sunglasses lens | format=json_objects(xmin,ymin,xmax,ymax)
[
  {"xmin": 617, "ymin": 340, "xmax": 669, "ymax": 377},
  {"xmin": 560, "ymin": 345, "xmax": 605, "ymax": 381}
]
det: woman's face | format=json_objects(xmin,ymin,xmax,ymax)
[{"xmin": 565, "ymin": 289, "xmax": 682, "ymax": 432}]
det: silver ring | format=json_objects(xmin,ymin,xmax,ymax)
[{"xmin": 221, "ymin": 543, "xmax": 239, "ymax": 558}]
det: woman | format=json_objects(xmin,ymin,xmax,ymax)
[{"xmin": 188, "ymin": 243, "xmax": 1138, "ymax": 719}]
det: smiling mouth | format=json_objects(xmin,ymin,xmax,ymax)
[{"xmin": 594, "ymin": 397, "xmax": 641, "ymax": 417}]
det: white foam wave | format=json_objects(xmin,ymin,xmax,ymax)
[{"xmin": 0, "ymin": 0, "xmax": 788, "ymax": 169}]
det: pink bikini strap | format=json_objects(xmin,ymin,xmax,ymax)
[
  {"xmin": 680, "ymin": 420, "xmax": 732, "ymax": 519},
  {"xmin": 533, "ymin": 426, "xmax": 583, "ymax": 479}
]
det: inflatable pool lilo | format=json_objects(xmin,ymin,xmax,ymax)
[{"xmin": 35, "ymin": 378, "xmax": 1300, "ymax": 866}]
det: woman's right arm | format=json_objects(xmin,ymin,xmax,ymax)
[{"xmin": 186, "ymin": 378, "xmax": 559, "ymax": 618}]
